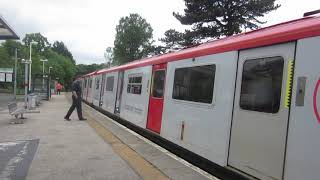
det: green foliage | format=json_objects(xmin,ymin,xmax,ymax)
[
  {"xmin": 76, "ymin": 63, "xmax": 105, "ymax": 76},
  {"xmin": 0, "ymin": 33, "xmax": 77, "ymax": 91},
  {"xmin": 22, "ymin": 33, "xmax": 51, "ymax": 54},
  {"xmin": 113, "ymin": 13, "xmax": 154, "ymax": 65},
  {"xmin": 160, "ymin": 29, "xmax": 184, "ymax": 50},
  {"xmin": 104, "ymin": 47, "xmax": 114, "ymax": 67},
  {"xmin": 0, "ymin": 46, "xmax": 11, "ymax": 68},
  {"xmin": 159, "ymin": 29, "xmax": 195, "ymax": 52},
  {"xmin": 44, "ymin": 49, "xmax": 76, "ymax": 89},
  {"xmin": 2, "ymin": 40, "xmax": 23, "ymax": 57},
  {"xmin": 52, "ymin": 41, "xmax": 75, "ymax": 64},
  {"xmin": 162, "ymin": 0, "xmax": 280, "ymax": 50}
]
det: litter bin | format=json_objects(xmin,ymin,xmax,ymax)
[
  {"xmin": 35, "ymin": 93, "xmax": 41, "ymax": 106},
  {"xmin": 28, "ymin": 93, "xmax": 37, "ymax": 109}
]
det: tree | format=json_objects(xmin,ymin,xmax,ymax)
[
  {"xmin": 2, "ymin": 40, "xmax": 23, "ymax": 57},
  {"xmin": 113, "ymin": 13, "xmax": 154, "ymax": 65},
  {"xmin": 46, "ymin": 49, "xmax": 76, "ymax": 89},
  {"xmin": 160, "ymin": 29, "xmax": 184, "ymax": 51},
  {"xmin": 0, "ymin": 45, "xmax": 11, "ymax": 67},
  {"xmin": 162, "ymin": 0, "xmax": 280, "ymax": 50},
  {"xmin": 104, "ymin": 47, "xmax": 114, "ymax": 67},
  {"xmin": 159, "ymin": 29, "xmax": 196, "ymax": 52},
  {"xmin": 22, "ymin": 33, "xmax": 51, "ymax": 54},
  {"xmin": 76, "ymin": 63, "xmax": 105, "ymax": 76},
  {"xmin": 52, "ymin": 41, "xmax": 75, "ymax": 64},
  {"xmin": 0, "ymin": 33, "xmax": 77, "ymax": 92}
]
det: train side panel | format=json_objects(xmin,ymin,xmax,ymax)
[
  {"xmin": 93, "ymin": 74, "xmax": 102, "ymax": 106},
  {"xmin": 120, "ymin": 66, "xmax": 152, "ymax": 128},
  {"xmin": 87, "ymin": 76, "xmax": 94, "ymax": 103},
  {"xmin": 82, "ymin": 78, "xmax": 88, "ymax": 100},
  {"xmin": 284, "ymin": 36, "xmax": 320, "ymax": 180},
  {"xmin": 102, "ymin": 71, "xmax": 119, "ymax": 113},
  {"xmin": 161, "ymin": 51, "xmax": 238, "ymax": 166}
]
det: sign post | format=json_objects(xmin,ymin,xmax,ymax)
[{"xmin": 14, "ymin": 48, "xmax": 17, "ymax": 99}]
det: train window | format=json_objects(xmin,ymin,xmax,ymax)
[
  {"xmin": 127, "ymin": 75, "xmax": 142, "ymax": 95},
  {"xmin": 240, "ymin": 56, "xmax": 284, "ymax": 113},
  {"xmin": 172, "ymin": 64, "xmax": 216, "ymax": 104},
  {"xmin": 106, "ymin": 76, "xmax": 114, "ymax": 91},
  {"xmin": 152, "ymin": 70, "xmax": 165, "ymax": 98},
  {"xmin": 84, "ymin": 79, "xmax": 87, "ymax": 88},
  {"xmin": 95, "ymin": 79, "xmax": 100, "ymax": 90},
  {"xmin": 89, "ymin": 79, "xmax": 92, "ymax": 88}
]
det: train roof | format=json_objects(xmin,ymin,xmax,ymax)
[{"xmin": 90, "ymin": 15, "xmax": 320, "ymax": 76}]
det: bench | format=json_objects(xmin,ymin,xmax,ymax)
[{"xmin": 8, "ymin": 101, "xmax": 40, "ymax": 124}]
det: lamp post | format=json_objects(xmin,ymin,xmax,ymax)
[
  {"xmin": 21, "ymin": 59, "xmax": 30, "ymax": 108},
  {"xmin": 40, "ymin": 59, "xmax": 48, "ymax": 90},
  {"xmin": 13, "ymin": 48, "xmax": 18, "ymax": 100},
  {"xmin": 49, "ymin": 66, "xmax": 53, "ymax": 98},
  {"xmin": 28, "ymin": 41, "xmax": 38, "ymax": 92},
  {"xmin": 49, "ymin": 66, "xmax": 53, "ymax": 74}
]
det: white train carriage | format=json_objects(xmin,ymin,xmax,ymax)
[
  {"xmin": 80, "ymin": 14, "xmax": 320, "ymax": 180},
  {"xmin": 86, "ymin": 74, "xmax": 95, "ymax": 104},
  {"xmin": 120, "ymin": 66, "xmax": 152, "ymax": 128},
  {"xmin": 81, "ymin": 71, "xmax": 95, "ymax": 102},
  {"xmin": 92, "ymin": 74, "xmax": 102, "ymax": 106},
  {"xmin": 81, "ymin": 77, "xmax": 87, "ymax": 99},
  {"xmin": 99, "ymin": 71, "xmax": 119, "ymax": 114}
]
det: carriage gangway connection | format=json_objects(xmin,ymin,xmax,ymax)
[{"xmin": 0, "ymin": 93, "xmax": 218, "ymax": 180}]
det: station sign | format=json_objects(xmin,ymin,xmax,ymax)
[{"xmin": 0, "ymin": 68, "xmax": 13, "ymax": 82}]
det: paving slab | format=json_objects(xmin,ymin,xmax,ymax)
[{"xmin": 0, "ymin": 93, "xmax": 140, "ymax": 180}]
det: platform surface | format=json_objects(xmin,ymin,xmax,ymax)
[{"xmin": 0, "ymin": 93, "xmax": 217, "ymax": 180}]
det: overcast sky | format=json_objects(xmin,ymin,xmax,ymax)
[{"xmin": 0, "ymin": 0, "xmax": 319, "ymax": 64}]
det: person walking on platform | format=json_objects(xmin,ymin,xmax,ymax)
[
  {"xmin": 64, "ymin": 78, "xmax": 86, "ymax": 121},
  {"xmin": 56, "ymin": 83, "xmax": 62, "ymax": 95}
]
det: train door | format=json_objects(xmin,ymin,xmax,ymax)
[
  {"xmin": 82, "ymin": 78, "xmax": 86, "ymax": 99},
  {"xmin": 99, "ymin": 74, "xmax": 106, "ymax": 107},
  {"xmin": 88, "ymin": 76, "xmax": 94, "ymax": 103},
  {"xmin": 86, "ymin": 77, "xmax": 91, "ymax": 101},
  {"xmin": 94, "ymin": 75, "xmax": 102, "ymax": 106},
  {"xmin": 228, "ymin": 42, "xmax": 295, "ymax": 180},
  {"xmin": 115, "ymin": 71, "xmax": 124, "ymax": 115},
  {"xmin": 146, "ymin": 63, "xmax": 167, "ymax": 133}
]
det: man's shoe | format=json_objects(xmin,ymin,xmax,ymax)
[
  {"xmin": 79, "ymin": 118, "xmax": 87, "ymax": 121},
  {"xmin": 64, "ymin": 116, "xmax": 71, "ymax": 121}
]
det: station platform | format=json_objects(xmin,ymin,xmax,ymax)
[{"xmin": 0, "ymin": 93, "xmax": 218, "ymax": 180}]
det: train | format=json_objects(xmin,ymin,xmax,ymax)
[{"xmin": 78, "ymin": 13, "xmax": 320, "ymax": 180}]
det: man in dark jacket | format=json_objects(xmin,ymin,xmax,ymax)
[{"xmin": 64, "ymin": 79, "xmax": 86, "ymax": 121}]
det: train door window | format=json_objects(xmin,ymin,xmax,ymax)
[
  {"xmin": 89, "ymin": 79, "xmax": 92, "ymax": 88},
  {"xmin": 239, "ymin": 56, "xmax": 284, "ymax": 113},
  {"xmin": 172, "ymin": 64, "xmax": 216, "ymax": 104},
  {"xmin": 106, "ymin": 76, "xmax": 114, "ymax": 91},
  {"xmin": 84, "ymin": 79, "xmax": 87, "ymax": 88},
  {"xmin": 152, "ymin": 70, "xmax": 165, "ymax": 98},
  {"xmin": 127, "ymin": 75, "xmax": 142, "ymax": 95},
  {"xmin": 95, "ymin": 78, "xmax": 100, "ymax": 90}
]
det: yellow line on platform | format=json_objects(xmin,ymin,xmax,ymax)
[{"xmin": 85, "ymin": 112, "xmax": 169, "ymax": 180}]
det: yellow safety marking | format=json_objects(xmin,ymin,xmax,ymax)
[
  {"xmin": 85, "ymin": 112, "xmax": 169, "ymax": 180},
  {"xmin": 284, "ymin": 60, "xmax": 294, "ymax": 108}
]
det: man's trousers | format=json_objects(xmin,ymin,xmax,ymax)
[{"xmin": 65, "ymin": 95, "xmax": 83, "ymax": 119}]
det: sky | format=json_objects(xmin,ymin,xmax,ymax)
[{"xmin": 0, "ymin": 0, "xmax": 319, "ymax": 65}]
